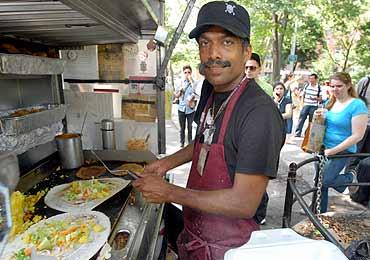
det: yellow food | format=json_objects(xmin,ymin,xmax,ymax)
[
  {"xmin": 10, "ymin": 191, "xmax": 45, "ymax": 240},
  {"xmin": 10, "ymin": 191, "xmax": 25, "ymax": 239},
  {"xmin": 127, "ymin": 138, "xmax": 148, "ymax": 151}
]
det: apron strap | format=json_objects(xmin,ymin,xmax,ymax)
[{"xmin": 217, "ymin": 78, "xmax": 249, "ymax": 144}]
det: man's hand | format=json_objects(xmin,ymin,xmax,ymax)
[
  {"xmin": 186, "ymin": 74, "xmax": 193, "ymax": 83},
  {"xmin": 142, "ymin": 159, "xmax": 169, "ymax": 177},
  {"xmin": 132, "ymin": 175, "xmax": 172, "ymax": 203}
]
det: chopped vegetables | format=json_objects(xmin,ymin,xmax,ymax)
[
  {"xmin": 19, "ymin": 216, "xmax": 104, "ymax": 258},
  {"xmin": 14, "ymin": 248, "xmax": 31, "ymax": 260},
  {"xmin": 62, "ymin": 179, "xmax": 114, "ymax": 204}
]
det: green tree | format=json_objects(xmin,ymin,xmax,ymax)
[
  {"xmin": 354, "ymin": 21, "xmax": 370, "ymax": 79},
  {"xmin": 286, "ymin": 16, "xmax": 324, "ymax": 69},
  {"xmin": 314, "ymin": 0, "xmax": 368, "ymax": 72},
  {"xmin": 241, "ymin": 0, "xmax": 323, "ymax": 81}
]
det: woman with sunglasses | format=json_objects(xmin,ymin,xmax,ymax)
[
  {"xmin": 315, "ymin": 72, "xmax": 368, "ymax": 212},
  {"xmin": 273, "ymin": 82, "xmax": 294, "ymax": 143}
]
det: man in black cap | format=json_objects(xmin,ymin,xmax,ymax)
[{"xmin": 133, "ymin": 1, "xmax": 284, "ymax": 259}]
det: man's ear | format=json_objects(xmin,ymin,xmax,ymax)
[{"xmin": 243, "ymin": 45, "xmax": 252, "ymax": 64}]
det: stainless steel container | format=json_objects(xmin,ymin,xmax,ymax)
[
  {"xmin": 101, "ymin": 119, "xmax": 116, "ymax": 150},
  {"xmin": 55, "ymin": 133, "xmax": 84, "ymax": 169}
]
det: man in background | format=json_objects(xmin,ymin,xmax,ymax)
[
  {"xmin": 349, "ymin": 75, "xmax": 370, "ymax": 205},
  {"xmin": 245, "ymin": 53, "xmax": 273, "ymax": 96},
  {"xmin": 294, "ymin": 73, "xmax": 322, "ymax": 137},
  {"xmin": 174, "ymin": 65, "xmax": 197, "ymax": 147}
]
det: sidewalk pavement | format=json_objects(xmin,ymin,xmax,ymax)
[{"xmin": 164, "ymin": 105, "xmax": 367, "ymax": 230}]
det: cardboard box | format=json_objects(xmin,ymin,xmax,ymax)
[
  {"xmin": 121, "ymin": 94, "xmax": 157, "ymax": 122},
  {"xmin": 98, "ymin": 44, "xmax": 125, "ymax": 80}
]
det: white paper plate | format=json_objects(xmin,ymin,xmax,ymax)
[
  {"xmin": 3, "ymin": 211, "xmax": 111, "ymax": 260},
  {"xmin": 44, "ymin": 178, "xmax": 130, "ymax": 213}
]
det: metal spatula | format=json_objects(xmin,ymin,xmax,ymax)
[{"xmin": 90, "ymin": 151, "xmax": 140, "ymax": 180}]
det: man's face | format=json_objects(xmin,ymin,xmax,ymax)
[
  {"xmin": 309, "ymin": 75, "xmax": 317, "ymax": 85},
  {"xmin": 245, "ymin": 59, "xmax": 261, "ymax": 79},
  {"xmin": 198, "ymin": 26, "xmax": 251, "ymax": 92},
  {"xmin": 183, "ymin": 68, "xmax": 192, "ymax": 81}
]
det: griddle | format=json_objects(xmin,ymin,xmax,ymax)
[{"xmin": 26, "ymin": 160, "xmax": 145, "ymax": 233}]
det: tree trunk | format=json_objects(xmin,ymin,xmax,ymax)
[
  {"xmin": 272, "ymin": 12, "xmax": 280, "ymax": 83},
  {"xmin": 279, "ymin": 12, "xmax": 289, "ymax": 68}
]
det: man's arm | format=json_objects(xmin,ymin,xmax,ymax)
[
  {"xmin": 162, "ymin": 143, "xmax": 194, "ymax": 170},
  {"xmin": 133, "ymin": 173, "xmax": 269, "ymax": 219},
  {"xmin": 143, "ymin": 143, "xmax": 194, "ymax": 176}
]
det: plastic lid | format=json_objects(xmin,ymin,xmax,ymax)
[
  {"xmin": 101, "ymin": 119, "xmax": 114, "ymax": 130},
  {"xmin": 224, "ymin": 228, "xmax": 348, "ymax": 260}
]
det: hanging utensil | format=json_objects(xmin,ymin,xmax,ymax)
[
  {"xmin": 145, "ymin": 133, "xmax": 150, "ymax": 143},
  {"xmin": 80, "ymin": 112, "xmax": 88, "ymax": 135}
]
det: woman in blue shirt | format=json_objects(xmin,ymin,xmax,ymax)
[{"xmin": 316, "ymin": 72, "xmax": 368, "ymax": 212}]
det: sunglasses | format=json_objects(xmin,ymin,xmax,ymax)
[{"xmin": 245, "ymin": 66, "xmax": 257, "ymax": 71}]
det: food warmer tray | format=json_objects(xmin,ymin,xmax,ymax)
[{"xmin": 0, "ymin": 104, "xmax": 66, "ymax": 136}]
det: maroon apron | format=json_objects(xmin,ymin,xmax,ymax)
[{"xmin": 177, "ymin": 78, "xmax": 259, "ymax": 260}]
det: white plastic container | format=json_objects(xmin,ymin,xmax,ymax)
[{"xmin": 224, "ymin": 228, "xmax": 348, "ymax": 260}]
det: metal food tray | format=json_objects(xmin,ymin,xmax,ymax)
[{"xmin": 0, "ymin": 104, "xmax": 66, "ymax": 136}]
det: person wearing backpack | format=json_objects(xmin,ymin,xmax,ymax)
[
  {"xmin": 348, "ymin": 75, "xmax": 370, "ymax": 206},
  {"xmin": 355, "ymin": 75, "xmax": 370, "ymax": 150},
  {"xmin": 294, "ymin": 73, "xmax": 322, "ymax": 137}
]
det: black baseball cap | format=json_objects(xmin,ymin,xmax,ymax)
[{"xmin": 189, "ymin": 1, "xmax": 250, "ymax": 40}]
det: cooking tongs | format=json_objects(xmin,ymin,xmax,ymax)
[{"xmin": 90, "ymin": 150, "xmax": 140, "ymax": 180}]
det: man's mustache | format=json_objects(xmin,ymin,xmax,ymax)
[{"xmin": 200, "ymin": 60, "xmax": 231, "ymax": 71}]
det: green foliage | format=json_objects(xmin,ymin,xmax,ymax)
[
  {"xmin": 165, "ymin": 0, "xmax": 202, "ymax": 74},
  {"xmin": 292, "ymin": 17, "xmax": 324, "ymax": 67},
  {"xmin": 164, "ymin": 0, "xmax": 370, "ymax": 78},
  {"xmin": 311, "ymin": 50, "xmax": 335, "ymax": 80},
  {"xmin": 354, "ymin": 21, "xmax": 370, "ymax": 78},
  {"xmin": 314, "ymin": 0, "xmax": 368, "ymax": 72}
]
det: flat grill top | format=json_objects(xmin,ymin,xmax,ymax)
[{"xmin": 26, "ymin": 159, "xmax": 144, "ymax": 235}]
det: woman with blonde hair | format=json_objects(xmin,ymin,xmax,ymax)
[{"xmin": 316, "ymin": 72, "xmax": 368, "ymax": 212}]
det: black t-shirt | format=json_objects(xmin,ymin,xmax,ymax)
[{"xmin": 195, "ymin": 79, "xmax": 285, "ymax": 182}]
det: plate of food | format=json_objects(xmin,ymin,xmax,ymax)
[
  {"xmin": 3, "ymin": 211, "xmax": 110, "ymax": 260},
  {"xmin": 44, "ymin": 178, "xmax": 130, "ymax": 212}
]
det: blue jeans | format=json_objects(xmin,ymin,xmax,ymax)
[
  {"xmin": 178, "ymin": 111, "xmax": 194, "ymax": 145},
  {"xmin": 295, "ymin": 105, "xmax": 317, "ymax": 136},
  {"xmin": 317, "ymin": 157, "xmax": 353, "ymax": 213}
]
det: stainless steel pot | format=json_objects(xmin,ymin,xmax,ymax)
[
  {"xmin": 101, "ymin": 119, "xmax": 116, "ymax": 150},
  {"xmin": 55, "ymin": 133, "xmax": 84, "ymax": 169}
]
